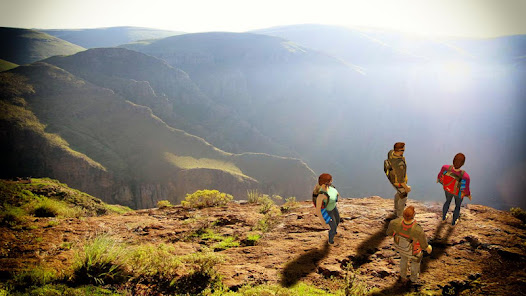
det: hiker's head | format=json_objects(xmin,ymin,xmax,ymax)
[
  {"xmin": 318, "ymin": 173, "xmax": 332, "ymax": 186},
  {"xmin": 453, "ymin": 153, "xmax": 465, "ymax": 169},
  {"xmin": 403, "ymin": 206, "xmax": 415, "ymax": 221},
  {"xmin": 394, "ymin": 142, "xmax": 405, "ymax": 155}
]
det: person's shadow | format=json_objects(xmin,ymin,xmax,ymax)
[
  {"xmin": 421, "ymin": 221, "xmax": 455, "ymax": 274},
  {"xmin": 349, "ymin": 215, "xmax": 393, "ymax": 269},
  {"xmin": 280, "ymin": 242, "xmax": 330, "ymax": 287}
]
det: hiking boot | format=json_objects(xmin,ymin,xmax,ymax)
[{"xmin": 398, "ymin": 276, "xmax": 410, "ymax": 285}]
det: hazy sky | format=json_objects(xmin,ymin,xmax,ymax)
[{"xmin": 1, "ymin": 0, "xmax": 525, "ymax": 37}]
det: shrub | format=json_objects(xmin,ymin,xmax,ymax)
[
  {"xmin": 254, "ymin": 206, "xmax": 282, "ymax": 232},
  {"xmin": 157, "ymin": 200, "xmax": 173, "ymax": 209},
  {"xmin": 254, "ymin": 194, "xmax": 282, "ymax": 214},
  {"xmin": 126, "ymin": 243, "xmax": 181, "ymax": 282},
  {"xmin": 281, "ymin": 196, "xmax": 299, "ymax": 213},
  {"xmin": 510, "ymin": 207, "xmax": 526, "ymax": 224},
  {"xmin": 71, "ymin": 235, "xmax": 129, "ymax": 285},
  {"xmin": 181, "ymin": 190, "xmax": 233, "ymax": 209},
  {"xmin": 247, "ymin": 189, "xmax": 261, "ymax": 204},
  {"xmin": 170, "ymin": 250, "xmax": 224, "ymax": 294}
]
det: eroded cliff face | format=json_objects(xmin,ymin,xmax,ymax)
[{"xmin": 1, "ymin": 63, "xmax": 317, "ymax": 209}]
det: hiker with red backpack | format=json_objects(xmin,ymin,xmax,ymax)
[
  {"xmin": 313, "ymin": 173, "xmax": 340, "ymax": 244},
  {"xmin": 384, "ymin": 142, "xmax": 412, "ymax": 217},
  {"xmin": 437, "ymin": 153, "xmax": 472, "ymax": 225},
  {"xmin": 387, "ymin": 206, "xmax": 432, "ymax": 284}
]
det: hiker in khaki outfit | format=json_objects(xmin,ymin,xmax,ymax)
[
  {"xmin": 387, "ymin": 206, "xmax": 432, "ymax": 283},
  {"xmin": 384, "ymin": 142, "xmax": 411, "ymax": 217}
]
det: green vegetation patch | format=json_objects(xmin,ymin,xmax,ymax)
[
  {"xmin": 510, "ymin": 207, "xmax": 526, "ymax": 224},
  {"xmin": 181, "ymin": 189, "xmax": 233, "ymax": 209},
  {"xmin": 156, "ymin": 200, "xmax": 173, "ymax": 209},
  {"xmin": 164, "ymin": 152, "xmax": 248, "ymax": 178},
  {"xmin": 0, "ymin": 58, "xmax": 18, "ymax": 72},
  {"xmin": 0, "ymin": 178, "xmax": 132, "ymax": 226}
]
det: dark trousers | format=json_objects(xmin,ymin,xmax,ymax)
[
  {"xmin": 327, "ymin": 207, "xmax": 340, "ymax": 242},
  {"xmin": 442, "ymin": 191, "xmax": 462, "ymax": 225}
]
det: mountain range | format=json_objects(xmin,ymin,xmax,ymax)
[
  {"xmin": 1, "ymin": 25, "xmax": 525, "ymax": 210},
  {"xmin": 40, "ymin": 26, "xmax": 185, "ymax": 48}
]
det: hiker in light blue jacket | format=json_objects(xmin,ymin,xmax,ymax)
[{"xmin": 314, "ymin": 173, "xmax": 340, "ymax": 244}]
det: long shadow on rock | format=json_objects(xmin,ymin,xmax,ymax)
[
  {"xmin": 280, "ymin": 242, "xmax": 330, "ymax": 288},
  {"xmin": 421, "ymin": 221, "xmax": 455, "ymax": 274},
  {"xmin": 349, "ymin": 216, "xmax": 393, "ymax": 269},
  {"xmin": 369, "ymin": 281, "xmax": 412, "ymax": 296}
]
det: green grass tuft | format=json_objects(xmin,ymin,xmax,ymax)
[{"xmin": 71, "ymin": 235, "xmax": 129, "ymax": 285}]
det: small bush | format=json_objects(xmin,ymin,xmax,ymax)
[
  {"xmin": 247, "ymin": 189, "xmax": 261, "ymax": 204},
  {"xmin": 157, "ymin": 200, "xmax": 173, "ymax": 209},
  {"xmin": 510, "ymin": 207, "xmax": 526, "ymax": 224},
  {"xmin": 281, "ymin": 196, "xmax": 299, "ymax": 213},
  {"xmin": 126, "ymin": 243, "xmax": 181, "ymax": 281},
  {"xmin": 255, "ymin": 194, "xmax": 282, "ymax": 214},
  {"xmin": 253, "ymin": 206, "xmax": 282, "ymax": 232},
  {"xmin": 181, "ymin": 190, "xmax": 233, "ymax": 209},
  {"xmin": 71, "ymin": 235, "xmax": 129, "ymax": 285},
  {"xmin": 172, "ymin": 250, "xmax": 224, "ymax": 294}
]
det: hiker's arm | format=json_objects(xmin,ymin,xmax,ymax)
[
  {"xmin": 426, "ymin": 245, "xmax": 432, "ymax": 253},
  {"xmin": 462, "ymin": 172, "xmax": 471, "ymax": 197},
  {"xmin": 415, "ymin": 227, "xmax": 429, "ymax": 250},
  {"xmin": 437, "ymin": 165, "xmax": 447, "ymax": 182},
  {"xmin": 401, "ymin": 183, "xmax": 411, "ymax": 193},
  {"xmin": 316, "ymin": 195, "xmax": 328, "ymax": 226}
]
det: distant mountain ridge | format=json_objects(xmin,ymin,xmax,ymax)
[
  {"xmin": 0, "ymin": 27, "xmax": 85, "ymax": 65},
  {"xmin": 40, "ymin": 26, "xmax": 185, "ymax": 48},
  {"xmin": 0, "ymin": 62, "xmax": 316, "ymax": 208},
  {"xmin": 1, "ymin": 25, "xmax": 525, "ymax": 210}
]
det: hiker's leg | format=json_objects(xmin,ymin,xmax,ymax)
[
  {"xmin": 327, "ymin": 209, "xmax": 337, "ymax": 243},
  {"xmin": 334, "ymin": 207, "xmax": 340, "ymax": 226},
  {"xmin": 452, "ymin": 194, "xmax": 463, "ymax": 225},
  {"xmin": 400, "ymin": 254, "xmax": 408, "ymax": 279},
  {"xmin": 395, "ymin": 192, "xmax": 407, "ymax": 217},
  {"xmin": 442, "ymin": 191, "xmax": 453, "ymax": 220},
  {"xmin": 410, "ymin": 253, "xmax": 423, "ymax": 282}
]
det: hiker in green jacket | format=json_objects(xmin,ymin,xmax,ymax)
[
  {"xmin": 386, "ymin": 206, "xmax": 432, "ymax": 284},
  {"xmin": 384, "ymin": 142, "xmax": 411, "ymax": 217},
  {"xmin": 313, "ymin": 173, "xmax": 340, "ymax": 244}
]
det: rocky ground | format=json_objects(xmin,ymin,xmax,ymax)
[{"xmin": 1, "ymin": 196, "xmax": 526, "ymax": 295}]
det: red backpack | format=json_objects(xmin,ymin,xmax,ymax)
[{"xmin": 439, "ymin": 166, "xmax": 465, "ymax": 195}]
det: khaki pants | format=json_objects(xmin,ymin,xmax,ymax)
[
  {"xmin": 394, "ymin": 190, "xmax": 407, "ymax": 217},
  {"xmin": 400, "ymin": 252, "xmax": 423, "ymax": 282}
]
